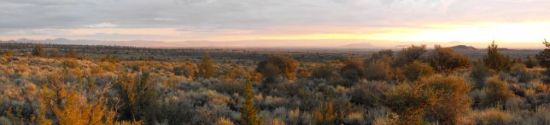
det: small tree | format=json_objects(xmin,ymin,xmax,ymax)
[
  {"xmin": 536, "ymin": 39, "xmax": 550, "ymax": 83},
  {"xmin": 241, "ymin": 80, "xmax": 260, "ymax": 125},
  {"xmin": 537, "ymin": 39, "xmax": 550, "ymax": 68},
  {"xmin": 483, "ymin": 41, "xmax": 511, "ymax": 72},
  {"xmin": 198, "ymin": 54, "xmax": 217, "ymax": 78}
]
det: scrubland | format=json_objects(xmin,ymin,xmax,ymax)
[{"xmin": 0, "ymin": 42, "xmax": 550, "ymax": 125}]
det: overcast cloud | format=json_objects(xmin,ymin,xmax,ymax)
[{"xmin": 1, "ymin": 0, "xmax": 550, "ymax": 48}]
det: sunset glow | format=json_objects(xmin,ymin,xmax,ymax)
[{"xmin": 1, "ymin": 0, "xmax": 550, "ymax": 48}]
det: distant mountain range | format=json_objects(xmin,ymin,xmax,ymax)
[{"xmin": 1, "ymin": 38, "xmax": 382, "ymax": 49}]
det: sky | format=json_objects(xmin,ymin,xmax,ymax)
[{"xmin": 1, "ymin": 0, "xmax": 550, "ymax": 48}]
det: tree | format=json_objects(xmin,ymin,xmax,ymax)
[
  {"xmin": 537, "ymin": 39, "xmax": 550, "ymax": 68},
  {"xmin": 198, "ymin": 54, "xmax": 217, "ymax": 78},
  {"xmin": 537, "ymin": 39, "xmax": 550, "ymax": 82},
  {"xmin": 483, "ymin": 41, "xmax": 511, "ymax": 72},
  {"xmin": 241, "ymin": 80, "xmax": 260, "ymax": 125},
  {"xmin": 32, "ymin": 45, "xmax": 44, "ymax": 57}
]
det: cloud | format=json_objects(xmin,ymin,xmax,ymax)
[
  {"xmin": 86, "ymin": 22, "xmax": 118, "ymax": 28},
  {"xmin": 0, "ymin": 0, "xmax": 550, "ymax": 46}
]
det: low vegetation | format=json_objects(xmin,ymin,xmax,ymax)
[{"xmin": 0, "ymin": 41, "xmax": 549, "ymax": 125}]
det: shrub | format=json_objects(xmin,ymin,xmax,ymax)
[
  {"xmin": 115, "ymin": 70, "xmax": 159, "ymax": 123},
  {"xmin": 472, "ymin": 108, "xmax": 516, "ymax": 125},
  {"xmin": 471, "ymin": 60, "xmax": 492, "ymax": 89},
  {"xmin": 510, "ymin": 63, "xmax": 539, "ymax": 83},
  {"xmin": 482, "ymin": 77, "xmax": 516, "ymax": 107},
  {"xmin": 311, "ymin": 63, "xmax": 341, "ymax": 81},
  {"xmin": 401, "ymin": 61, "xmax": 434, "ymax": 81},
  {"xmin": 419, "ymin": 75, "xmax": 472, "ymax": 125},
  {"xmin": 383, "ymin": 83, "xmax": 437, "ymax": 125},
  {"xmin": 394, "ymin": 45, "xmax": 426, "ymax": 66},
  {"xmin": 241, "ymin": 80, "xmax": 261, "ymax": 125},
  {"xmin": 366, "ymin": 50, "xmax": 394, "ymax": 63},
  {"xmin": 313, "ymin": 101, "xmax": 337, "ymax": 125},
  {"xmin": 424, "ymin": 45, "xmax": 470, "ymax": 72},
  {"xmin": 198, "ymin": 54, "xmax": 217, "ymax": 78},
  {"xmin": 483, "ymin": 41, "xmax": 511, "ymax": 72},
  {"xmin": 340, "ymin": 60, "xmax": 365, "ymax": 84},
  {"xmin": 2, "ymin": 49, "xmax": 14, "ymax": 57},
  {"xmin": 173, "ymin": 62, "xmax": 197, "ymax": 79},
  {"xmin": 65, "ymin": 48, "xmax": 78, "ymax": 58},
  {"xmin": 32, "ymin": 45, "xmax": 44, "ymax": 57},
  {"xmin": 365, "ymin": 58, "xmax": 393, "ymax": 81},
  {"xmin": 350, "ymin": 81, "xmax": 390, "ymax": 107},
  {"xmin": 216, "ymin": 117, "xmax": 235, "ymax": 125},
  {"xmin": 256, "ymin": 55, "xmax": 298, "ymax": 83},
  {"xmin": 37, "ymin": 85, "xmax": 140, "ymax": 125}
]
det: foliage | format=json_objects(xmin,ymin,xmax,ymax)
[
  {"xmin": 198, "ymin": 54, "xmax": 217, "ymax": 78},
  {"xmin": 424, "ymin": 45, "xmax": 470, "ymax": 72},
  {"xmin": 365, "ymin": 58, "xmax": 394, "ymax": 81},
  {"xmin": 340, "ymin": 60, "xmax": 365, "ymax": 83},
  {"xmin": 394, "ymin": 45, "xmax": 427, "ymax": 66},
  {"xmin": 401, "ymin": 61, "xmax": 434, "ymax": 81},
  {"xmin": 383, "ymin": 83, "xmax": 437, "ymax": 125},
  {"xmin": 241, "ymin": 80, "xmax": 261, "ymax": 125},
  {"xmin": 256, "ymin": 55, "xmax": 298, "ymax": 83},
  {"xmin": 484, "ymin": 41, "xmax": 512, "ymax": 72},
  {"xmin": 419, "ymin": 75, "xmax": 471, "ymax": 125},
  {"xmin": 65, "ymin": 48, "xmax": 79, "ymax": 58},
  {"xmin": 482, "ymin": 77, "xmax": 517, "ymax": 108},
  {"xmin": 115, "ymin": 70, "xmax": 158, "ymax": 124},
  {"xmin": 32, "ymin": 45, "xmax": 45, "ymax": 57},
  {"xmin": 536, "ymin": 39, "xmax": 550, "ymax": 68}
]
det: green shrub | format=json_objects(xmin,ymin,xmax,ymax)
[
  {"xmin": 483, "ymin": 41, "xmax": 511, "ymax": 72},
  {"xmin": 241, "ymin": 80, "xmax": 261, "ymax": 125}
]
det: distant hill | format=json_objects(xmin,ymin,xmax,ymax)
[{"xmin": 450, "ymin": 45, "xmax": 477, "ymax": 51}]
